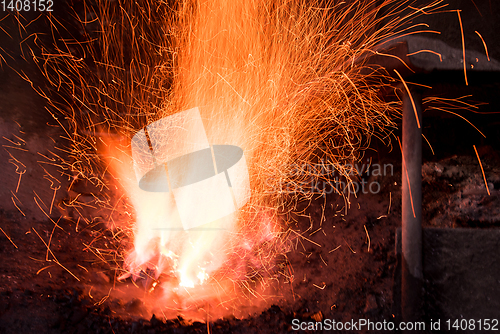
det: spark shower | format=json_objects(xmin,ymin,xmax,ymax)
[{"xmin": 5, "ymin": 0, "xmax": 448, "ymax": 319}]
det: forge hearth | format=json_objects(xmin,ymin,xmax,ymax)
[{"xmin": 1, "ymin": 1, "xmax": 500, "ymax": 333}]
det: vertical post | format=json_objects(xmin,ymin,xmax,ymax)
[{"xmin": 401, "ymin": 88, "xmax": 423, "ymax": 323}]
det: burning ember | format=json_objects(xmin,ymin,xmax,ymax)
[{"xmin": 3, "ymin": 0, "xmax": 450, "ymax": 321}]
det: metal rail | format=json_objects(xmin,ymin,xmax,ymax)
[{"xmin": 401, "ymin": 88, "xmax": 423, "ymax": 324}]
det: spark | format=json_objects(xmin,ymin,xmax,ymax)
[
  {"xmin": 469, "ymin": 0, "xmax": 482, "ymax": 16},
  {"xmin": 398, "ymin": 136, "xmax": 416, "ymax": 218},
  {"xmin": 475, "ymin": 31, "xmax": 490, "ymax": 61},
  {"xmin": 10, "ymin": 191, "xmax": 25, "ymax": 216},
  {"xmin": 290, "ymin": 229, "xmax": 321, "ymax": 248},
  {"xmin": 36, "ymin": 265, "xmax": 54, "ymax": 275},
  {"xmin": 309, "ymin": 227, "xmax": 322, "ymax": 237},
  {"xmin": 407, "ymin": 49, "xmax": 443, "ymax": 62},
  {"xmin": 387, "ymin": 192, "xmax": 392, "ymax": 215},
  {"xmin": 6, "ymin": 151, "xmax": 26, "ymax": 192},
  {"xmin": 394, "ymin": 69, "xmax": 420, "ymax": 129},
  {"xmin": 473, "ymin": 145, "xmax": 490, "ymax": 196},
  {"xmin": 33, "ymin": 194, "xmax": 64, "ymax": 231},
  {"xmin": 422, "ymin": 133, "xmax": 435, "ymax": 155},
  {"xmin": 456, "ymin": 10, "xmax": 468, "ymax": 85},
  {"xmin": 2, "ymin": 145, "xmax": 28, "ymax": 152},
  {"xmin": 328, "ymin": 245, "xmax": 341, "ymax": 253},
  {"xmin": 425, "ymin": 107, "xmax": 485, "ymax": 137},
  {"xmin": 312, "ymin": 283, "xmax": 326, "ymax": 290},
  {"xmin": 0, "ymin": 227, "xmax": 18, "ymax": 248},
  {"xmin": 206, "ymin": 304, "xmax": 211, "ymax": 334},
  {"xmin": 364, "ymin": 225, "xmax": 371, "ymax": 253},
  {"xmin": 78, "ymin": 264, "xmax": 89, "ymax": 272},
  {"xmin": 32, "ymin": 227, "xmax": 80, "ymax": 281},
  {"xmin": 95, "ymin": 288, "xmax": 113, "ymax": 306},
  {"xmin": 343, "ymin": 237, "xmax": 356, "ymax": 254}
]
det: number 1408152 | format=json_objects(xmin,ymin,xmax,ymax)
[{"xmin": 1, "ymin": 0, "xmax": 53, "ymax": 12}]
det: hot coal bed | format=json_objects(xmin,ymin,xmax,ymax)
[{"xmin": 1, "ymin": 1, "xmax": 500, "ymax": 333}]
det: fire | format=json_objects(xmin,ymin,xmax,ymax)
[
  {"xmin": 101, "ymin": 0, "xmax": 405, "ymax": 313},
  {"xmin": 8, "ymin": 0, "xmax": 448, "ymax": 319}
]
